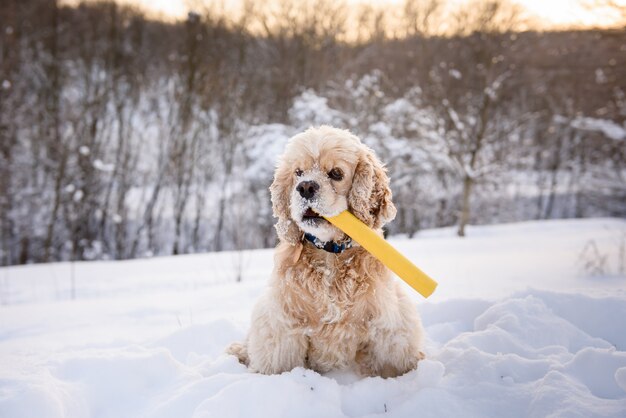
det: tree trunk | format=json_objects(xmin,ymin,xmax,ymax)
[
  {"xmin": 192, "ymin": 186, "xmax": 206, "ymax": 251},
  {"xmin": 456, "ymin": 87, "xmax": 491, "ymax": 237},
  {"xmin": 457, "ymin": 174, "xmax": 473, "ymax": 237},
  {"xmin": 43, "ymin": 0, "xmax": 63, "ymax": 262},
  {"xmin": 214, "ymin": 195, "xmax": 226, "ymax": 251},
  {"xmin": 172, "ymin": 208, "xmax": 184, "ymax": 255}
]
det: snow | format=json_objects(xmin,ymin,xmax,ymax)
[
  {"xmin": 1, "ymin": 218, "xmax": 626, "ymax": 417},
  {"xmin": 73, "ymin": 189, "xmax": 84, "ymax": 202},
  {"xmin": 554, "ymin": 114, "xmax": 626, "ymax": 141},
  {"xmin": 570, "ymin": 116, "xmax": 626, "ymax": 141},
  {"xmin": 449, "ymin": 69, "xmax": 462, "ymax": 79},
  {"xmin": 290, "ymin": 89, "xmax": 343, "ymax": 128},
  {"xmin": 596, "ymin": 68, "xmax": 608, "ymax": 84},
  {"xmin": 93, "ymin": 159, "xmax": 115, "ymax": 172},
  {"xmin": 243, "ymin": 123, "xmax": 293, "ymax": 180}
]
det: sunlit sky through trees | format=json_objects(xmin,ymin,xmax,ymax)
[{"xmin": 96, "ymin": 0, "xmax": 626, "ymax": 31}]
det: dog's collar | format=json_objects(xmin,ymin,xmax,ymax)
[{"xmin": 303, "ymin": 233, "xmax": 353, "ymax": 254}]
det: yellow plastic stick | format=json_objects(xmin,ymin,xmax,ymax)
[{"xmin": 325, "ymin": 211, "xmax": 438, "ymax": 298}]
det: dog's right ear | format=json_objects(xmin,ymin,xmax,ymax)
[{"xmin": 269, "ymin": 160, "xmax": 301, "ymax": 245}]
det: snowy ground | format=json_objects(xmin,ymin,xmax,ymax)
[{"xmin": 1, "ymin": 218, "xmax": 626, "ymax": 417}]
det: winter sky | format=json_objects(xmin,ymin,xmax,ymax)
[{"xmin": 115, "ymin": 0, "xmax": 625, "ymax": 30}]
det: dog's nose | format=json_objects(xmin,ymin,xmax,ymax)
[{"xmin": 296, "ymin": 181, "xmax": 319, "ymax": 200}]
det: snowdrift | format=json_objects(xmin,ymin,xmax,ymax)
[{"xmin": 1, "ymin": 219, "xmax": 625, "ymax": 417}]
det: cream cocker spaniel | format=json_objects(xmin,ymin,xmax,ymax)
[{"xmin": 228, "ymin": 126, "xmax": 425, "ymax": 378}]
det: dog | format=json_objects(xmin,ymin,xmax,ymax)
[{"xmin": 227, "ymin": 126, "xmax": 425, "ymax": 378}]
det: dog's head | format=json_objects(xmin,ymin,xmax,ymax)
[{"xmin": 270, "ymin": 126, "xmax": 396, "ymax": 245}]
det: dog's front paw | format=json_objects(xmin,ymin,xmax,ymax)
[
  {"xmin": 226, "ymin": 342, "xmax": 249, "ymax": 366},
  {"xmin": 357, "ymin": 347, "xmax": 425, "ymax": 378}
]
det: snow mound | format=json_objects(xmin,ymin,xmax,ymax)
[
  {"xmin": 1, "ymin": 290, "xmax": 625, "ymax": 417},
  {"xmin": 1, "ymin": 219, "xmax": 625, "ymax": 416}
]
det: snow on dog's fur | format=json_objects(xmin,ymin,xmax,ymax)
[{"xmin": 227, "ymin": 126, "xmax": 425, "ymax": 377}]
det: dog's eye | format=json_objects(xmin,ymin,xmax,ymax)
[
  {"xmin": 328, "ymin": 168, "xmax": 343, "ymax": 181},
  {"xmin": 295, "ymin": 169, "xmax": 303, "ymax": 177}
]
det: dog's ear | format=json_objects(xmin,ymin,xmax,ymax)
[
  {"xmin": 348, "ymin": 146, "xmax": 396, "ymax": 229},
  {"xmin": 270, "ymin": 160, "xmax": 301, "ymax": 245}
]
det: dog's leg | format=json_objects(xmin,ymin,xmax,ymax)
[
  {"xmin": 308, "ymin": 332, "xmax": 359, "ymax": 373},
  {"xmin": 226, "ymin": 341, "xmax": 249, "ymax": 366},
  {"xmin": 246, "ymin": 293, "xmax": 308, "ymax": 374},
  {"xmin": 358, "ymin": 283, "xmax": 425, "ymax": 378},
  {"xmin": 357, "ymin": 337, "xmax": 424, "ymax": 378}
]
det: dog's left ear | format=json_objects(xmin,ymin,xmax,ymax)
[{"xmin": 348, "ymin": 146, "xmax": 397, "ymax": 229}]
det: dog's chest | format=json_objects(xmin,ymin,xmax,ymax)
[{"xmin": 283, "ymin": 250, "xmax": 371, "ymax": 327}]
